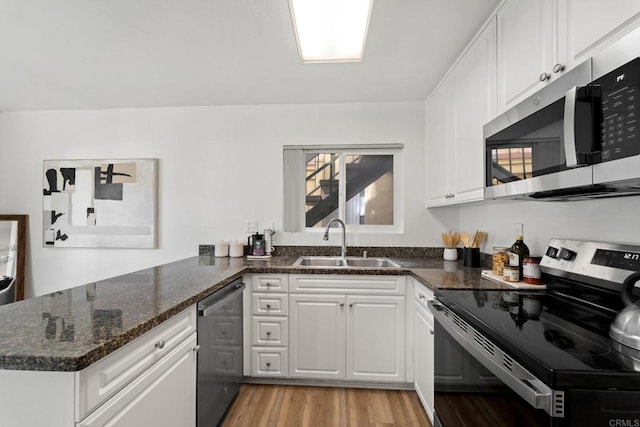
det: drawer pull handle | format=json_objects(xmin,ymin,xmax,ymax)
[
  {"xmin": 266, "ymin": 331, "xmax": 272, "ymax": 336},
  {"xmin": 265, "ymin": 282, "xmax": 272, "ymax": 287},
  {"xmin": 193, "ymin": 345, "xmax": 200, "ymax": 353},
  {"xmin": 419, "ymin": 294, "xmax": 425, "ymax": 300},
  {"xmin": 339, "ymin": 303, "xmax": 345, "ymax": 307},
  {"xmin": 266, "ymin": 304, "xmax": 272, "ymax": 309},
  {"xmin": 155, "ymin": 340, "xmax": 166, "ymax": 350},
  {"xmin": 266, "ymin": 362, "xmax": 271, "ymax": 367},
  {"xmin": 430, "ymin": 329, "xmax": 434, "ymax": 335},
  {"xmin": 349, "ymin": 303, "xmax": 353, "ymax": 308}
]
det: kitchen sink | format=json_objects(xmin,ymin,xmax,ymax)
[
  {"xmin": 293, "ymin": 256, "xmax": 400, "ymax": 268},
  {"xmin": 344, "ymin": 257, "xmax": 400, "ymax": 268},
  {"xmin": 295, "ymin": 256, "xmax": 347, "ymax": 267}
]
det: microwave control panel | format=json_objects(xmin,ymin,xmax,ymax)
[{"xmin": 598, "ymin": 57, "xmax": 640, "ymax": 161}]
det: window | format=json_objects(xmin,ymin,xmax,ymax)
[{"xmin": 283, "ymin": 144, "xmax": 402, "ymax": 232}]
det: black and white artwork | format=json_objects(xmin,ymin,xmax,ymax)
[{"xmin": 43, "ymin": 159, "xmax": 158, "ymax": 248}]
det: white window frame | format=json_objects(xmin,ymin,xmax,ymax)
[{"xmin": 283, "ymin": 144, "xmax": 403, "ymax": 234}]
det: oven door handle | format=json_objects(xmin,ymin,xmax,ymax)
[
  {"xmin": 563, "ymin": 86, "xmax": 579, "ymax": 168},
  {"xmin": 431, "ymin": 302, "xmax": 564, "ymax": 418}
]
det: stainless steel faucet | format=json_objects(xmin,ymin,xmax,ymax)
[{"xmin": 323, "ymin": 218, "xmax": 347, "ymax": 257}]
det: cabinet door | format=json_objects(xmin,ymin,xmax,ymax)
[
  {"xmin": 425, "ymin": 77, "xmax": 453, "ymax": 207},
  {"xmin": 497, "ymin": 0, "xmax": 555, "ymax": 110},
  {"xmin": 414, "ymin": 303, "xmax": 434, "ymax": 423},
  {"xmin": 289, "ymin": 294, "xmax": 346, "ymax": 379},
  {"xmin": 565, "ymin": 0, "xmax": 640, "ymax": 64},
  {"xmin": 451, "ymin": 18, "xmax": 497, "ymax": 203},
  {"xmin": 346, "ymin": 295, "xmax": 405, "ymax": 382},
  {"xmin": 77, "ymin": 333, "xmax": 197, "ymax": 427}
]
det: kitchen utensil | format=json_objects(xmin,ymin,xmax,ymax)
[
  {"xmin": 441, "ymin": 231, "xmax": 460, "ymax": 249},
  {"xmin": 460, "ymin": 232, "xmax": 470, "ymax": 248},
  {"xmin": 470, "ymin": 230, "xmax": 488, "ymax": 248},
  {"xmin": 610, "ymin": 271, "xmax": 640, "ymax": 350}
]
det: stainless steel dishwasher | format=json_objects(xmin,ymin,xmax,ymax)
[{"xmin": 197, "ymin": 278, "xmax": 245, "ymax": 427}]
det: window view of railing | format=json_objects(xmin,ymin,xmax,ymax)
[
  {"xmin": 304, "ymin": 153, "xmax": 393, "ymax": 228},
  {"xmin": 491, "ymin": 147, "xmax": 533, "ymax": 185}
]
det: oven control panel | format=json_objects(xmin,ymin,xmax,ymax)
[{"xmin": 541, "ymin": 239, "xmax": 640, "ymax": 288}]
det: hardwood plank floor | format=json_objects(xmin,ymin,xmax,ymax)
[{"xmin": 222, "ymin": 384, "xmax": 432, "ymax": 427}]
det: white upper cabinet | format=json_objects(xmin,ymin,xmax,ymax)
[
  {"xmin": 425, "ymin": 76, "xmax": 453, "ymax": 207},
  {"xmin": 426, "ymin": 18, "xmax": 496, "ymax": 207},
  {"xmin": 497, "ymin": 0, "xmax": 561, "ymax": 111},
  {"xmin": 452, "ymin": 18, "xmax": 497, "ymax": 203},
  {"xmin": 564, "ymin": 0, "xmax": 640, "ymax": 65},
  {"xmin": 497, "ymin": 0, "xmax": 640, "ymax": 113}
]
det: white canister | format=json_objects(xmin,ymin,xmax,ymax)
[
  {"xmin": 229, "ymin": 241, "xmax": 244, "ymax": 258},
  {"xmin": 214, "ymin": 241, "xmax": 229, "ymax": 257},
  {"xmin": 443, "ymin": 248, "xmax": 458, "ymax": 261}
]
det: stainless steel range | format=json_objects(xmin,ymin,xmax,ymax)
[{"xmin": 429, "ymin": 239, "xmax": 640, "ymax": 427}]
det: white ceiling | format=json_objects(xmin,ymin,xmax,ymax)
[{"xmin": 0, "ymin": 0, "xmax": 500, "ymax": 111}]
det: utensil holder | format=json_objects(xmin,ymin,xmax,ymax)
[
  {"xmin": 463, "ymin": 247, "xmax": 480, "ymax": 268},
  {"xmin": 443, "ymin": 248, "xmax": 458, "ymax": 261}
]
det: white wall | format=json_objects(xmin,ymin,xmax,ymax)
[
  {"xmin": 459, "ymin": 197, "xmax": 640, "ymax": 256},
  {"xmin": 0, "ymin": 101, "xmax": 458, "ymax": 297}
]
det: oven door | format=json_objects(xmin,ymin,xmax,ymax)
[{"xmin": 430, "ymin": 300, "xmax": 562, "ymax": 427}]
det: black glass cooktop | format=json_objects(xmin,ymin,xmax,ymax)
[{"xmin": 434, "ymin": 287, "xmax": 640, "ymax": 389}]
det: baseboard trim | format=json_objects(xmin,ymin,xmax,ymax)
[{"xmin": 243, "ymin": 376, "xmax": 415, "ymax": 391}]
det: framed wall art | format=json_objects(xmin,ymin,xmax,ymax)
[{"xmin": 43, "ymin": 159, "xmax": 158, "ymax": 248}]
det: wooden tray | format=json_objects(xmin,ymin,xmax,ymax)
[{"xmin": 481, "ymin": 270, "xmax": 546, "ymax": 289}]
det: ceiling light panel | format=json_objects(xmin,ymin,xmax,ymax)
[{"xmin": 289, "ymin": 0, "xmax": 373, "ymax": 63}]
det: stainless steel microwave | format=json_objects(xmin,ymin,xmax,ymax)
[{"xmin": 484, "ymin": 28, "xmax": 640, "ymax": 201}]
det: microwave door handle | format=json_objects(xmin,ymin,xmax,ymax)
[{"xmin": 563, "ymin": 86, "xmax": 578, "ymax": 167}]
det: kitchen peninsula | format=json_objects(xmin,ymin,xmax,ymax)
[{"xmin": 0, "ymin": 251, "xmax": 508, "ymax": 427}]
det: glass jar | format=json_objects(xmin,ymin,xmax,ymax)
[
  {"xmin": 492, "ymin": 246, "xmax": 510, "ymax": 276},
  {"xmin": 523, "ymin": 256, "xmax": 543, "ymax": 284},
  {"xmin": 503, "ymin": 265, "xmax": 520, "ymax": 282}
]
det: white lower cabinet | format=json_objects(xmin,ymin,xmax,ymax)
[
  {"xmin": 289, "ymin": 294, "xmax": 347, "ymax": 379},
  {"xmin": 288, "ymin": 275, "xmax": 406, "ymax": 383},
  {"xmin": 346, "ymin": 295, "xmax": 406, "ymax": 382},
  {"xmin": 77, "ymin": 333, "xmax": 197, "ymax": 427},
  {"xmin": 77, "ymin": 307, "xmax": 198, "ymax": 427},
  {"xmin": 414, "ymin": 288, "xmax": 435, "ymax": 423},
  {"xmin": 0, "ymin": 307, "xmax": 198, "ymax": 427}
]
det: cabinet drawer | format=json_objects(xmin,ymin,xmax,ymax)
[
  {"xmin": 252, "ymin": 274, "xmax": 289, "ymax": 293},
  {"xmin": 290, "ymin": 274, "xmax": 406, "ymax": 295},
  {"xmin": 251, "ymin": 348, "xmax": 288, "ymax": 377},
  {"xmin": 77, "ymin": 306, "xmax": 197, "ymax": 420},
  {"xmin": 251, "ymin": 293, "xmax": 288, "ymax": 316},
  {"xmin": 251, "ymin": 317, "xmax": 288, "ymax": 346},
  {"xmin": 414, "ymin": 281, "xmax": 434, "ymax": 311},
  {"xmin": 77, "ymin": 333, "xmax": 197, "ymax": 427}
]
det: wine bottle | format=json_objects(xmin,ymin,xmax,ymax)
[{"xmin": 509, "ymin": 223, "xmax": 530, "ymax": 280}]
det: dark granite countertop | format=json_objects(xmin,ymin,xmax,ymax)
[{"xmin": 0, "ymin": 253, "xmax": 509, "ymax": 372}]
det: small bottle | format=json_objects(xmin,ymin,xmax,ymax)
[{"xmin": 509, "ymin": 223, "xmax": 530, "ymax": 280}]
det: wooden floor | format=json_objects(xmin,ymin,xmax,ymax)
[{"xmin": 221, "ymin": 384, "xmax": 432, "ymax": 427}]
